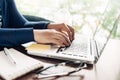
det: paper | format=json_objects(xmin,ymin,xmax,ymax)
[
  {"xmin": 26, "ymin": 44, "xmax": 51, "ymax": 51},
  {"xmin": 0, "ymin": 48, "xmax": 43, "ymax": 80}
]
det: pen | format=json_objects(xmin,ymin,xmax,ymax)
[{"xmin": 4, "ymin": 48, "xmax": 17, "ymax": 65}]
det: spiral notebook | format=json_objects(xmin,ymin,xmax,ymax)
[{"xmin": 0, "ymin": 48, "xmax": 43, "ymax": 80}]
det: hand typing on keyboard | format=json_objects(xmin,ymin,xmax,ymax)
[{"xmin": 57, "ymin": 40, "xmax": 88, "ymax": 57}]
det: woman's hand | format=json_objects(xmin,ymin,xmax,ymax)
[
  {"xmin": 47, "ymin": 23, "xmax": 74, "ymax": 42},
  {"xmin": 33, "ymin": 29, "xmax": 71, "ymax": 47}
]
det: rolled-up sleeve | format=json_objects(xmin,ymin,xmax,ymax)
[{"xmin": 0, "ymin": 28, "xmax": 34, "ymax": 47}]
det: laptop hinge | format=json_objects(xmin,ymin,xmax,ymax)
[{"xmin": 90, "ymin": 39, "xmax": 99, "ymax": 63}]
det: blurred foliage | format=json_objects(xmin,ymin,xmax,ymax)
[{"xmin": 15, "ymin": 0, "xmax": 120, "ymax": 39}]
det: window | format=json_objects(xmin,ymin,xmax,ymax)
[{"xmin": 15, "ymin": 0, "xmax": 120, "ymax": 39}]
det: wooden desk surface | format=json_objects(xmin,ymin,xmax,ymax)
[
  {"xmin": 18, "ymin": 39, "xmax": 120, "ymax": 80},
  {"xmin": 81, "ymin": 39, "xmax": 120, "ymax": 80}
]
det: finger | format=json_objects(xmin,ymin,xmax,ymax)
[
  {"xmin": 61, "ymin": 31, "xmax": 72, "ymax": 45},
  {"xmin": 57, "ymin": 32, "xmax": 71, "ymax": 46},
  {"xmin": 67, "ymin": 25, "xmax": 75, "ymax": 41},
  {"xmin": 51, "ymin": 38, "xmax": 65, "ymax": 47},
  {"xmin": 51, "ymin": 30, "xmax": 71, "ymax": 46},
  {"xmin": 61, "ymin": 23, "xmax": 71, "ymax": 41},
  {"xmin": 55, "ymin": 34, "xmax": 69, "ymax": 46}
]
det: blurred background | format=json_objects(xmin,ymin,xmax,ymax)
[{"xmin": 15, "ymin": 0, "xmax": 120, "ymax": 39}]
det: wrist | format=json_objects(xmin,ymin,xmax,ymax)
[
  {"xmin": 33, "ymin": 30, "xmax": 39, "ymax": 42},
  {"xmin": 47, "ymin": 23, "xmax": 56, "ymax": 29}
]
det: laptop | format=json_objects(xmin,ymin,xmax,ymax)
[{"xmin": 25, "ymin": 3, "xmax": 120, "ymax": 64}]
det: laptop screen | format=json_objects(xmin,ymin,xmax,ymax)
[{"xmin": 93, "ymin": 0, "xmax": 120, "ymax": 55}]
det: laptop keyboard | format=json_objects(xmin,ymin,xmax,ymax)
[{"xmin": 58, "ymin": 35, "xmax": 89, "ymax": 57}]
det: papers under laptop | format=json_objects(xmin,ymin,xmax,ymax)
[{"xmin": 25, "ymin": 5, "xmax": 120, "ymax": 64}]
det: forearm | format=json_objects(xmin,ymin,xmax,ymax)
[{"xmin": 0, "ymin": 28, "xmax": 34, "ymax": 47}]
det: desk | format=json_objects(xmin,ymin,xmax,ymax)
[{"xmin": 17, "ymin": 39, "xmax": 120, "ymax": 80}]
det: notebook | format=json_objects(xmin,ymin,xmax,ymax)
[{"xmin": 0, "ymin": 48, "xmax": 43, "ymax": 80}]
